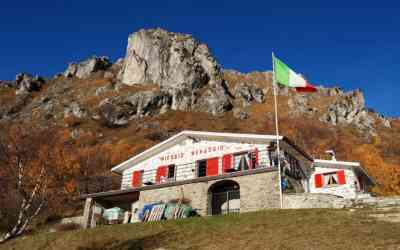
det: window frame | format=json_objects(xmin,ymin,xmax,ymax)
[
  {"xmin": 167, "ymin": 164, "xmax": 176, "ymax": 180},
  {"xmin": 196, "ymin": 159, "xmax": 208, "ymax": 178},
  {"xmin": 323, "ymin": 172, "xmax": 339, "ymax": 187}
]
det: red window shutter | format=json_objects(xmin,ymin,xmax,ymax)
[
  {"xmin": 337, "ymin": 170, "xmax": 346, "ymax": 185},
  {"xmin": 222, "ymin": 154, "xmax": 233, "ymax": 173},
  {"xmin": 206, "ymin": 158, "xmax": 219, "ymax": 176},
  {"xmin": 315, "ymin": 174, "xmax": 323, "ymax": 188},
  {"xmin": 132, "ymin": 171, "xmax": 142, "ymax": 188},
  {"xmin": 156, "ymin": 166, "xmax": 167, "ymax": 183}
]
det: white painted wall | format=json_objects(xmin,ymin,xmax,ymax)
[
  {"xmin": 309, "ymin": 167, "xmax": 360, "ymax": 199},
  {"xmin": 121, "ymin": 139, "xmax": 272, "ymax": 189}
]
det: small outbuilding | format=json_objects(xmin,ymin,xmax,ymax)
[{"xmin": 309, "ymin": 159, "xmax": 375, "ymax": 199}]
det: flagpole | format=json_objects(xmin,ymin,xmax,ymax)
[{"xmin": 272, "ymin": 52, "xmax": 284, "ymax": 209}]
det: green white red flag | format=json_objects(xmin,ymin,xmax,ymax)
[{"xmin": 272, "ymin": 55, "xmax": 317, "ymax": 92}]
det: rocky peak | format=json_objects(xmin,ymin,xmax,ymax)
[
  {"xmin": 119, "ymin": 28, "xmax": 223, "ymax": 90},
  {"xmin": 99, "ymin": 28, "xmax": 233, "ymax": 120}
]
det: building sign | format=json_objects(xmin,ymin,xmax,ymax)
[{"xmin": 159, "ymin": 145, "xmax": 225, "ymax": 163}]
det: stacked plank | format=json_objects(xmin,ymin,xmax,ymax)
[
  {"xmin": 143, "ymin": 204, "xmax": 166, "ymax": 222},
  {"xmin": 142, "ymin": 202, "xmax": 192, "ymax": 222}
]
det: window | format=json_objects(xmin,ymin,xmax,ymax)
[
  {"xmin": 314, "ymin": 170, "xmax": 346, "ymax": 188},
  {"xmin": 156, "ymin": 165, "xmax": 176, "ymax": 183},
  {"xmin": 197, "ymin": 160, "xmax": 207, "ymax": 177},
  {"xmin": 233, "ymin": 152, "xmax": 252, "ymax": 171},
  {"xmin": 167, "ymin": 164, "xmax": 176, "ymax": 179},
  {"xmin": 324, "ymin": 172, "xmax": 338, "ymax": 185}
]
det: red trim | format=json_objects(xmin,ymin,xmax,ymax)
[
  {"xmin": 315, "ymin": 174, "xmax": 323, "ymax": 188},
  {"xmin": 222, "ymin": 154, "xmax": 233, "ymax": 173},
  {"xmin": 156, "ymin": 166, "xmax": 167, "ymax": 183},
  {"xmin": 255, "ymin": 148, "xmax": 259, "ymax": 166},
  {"xmin": 337, "ymin": 170, "xmax": 346, "ymax": 185},
  {"xmin": 206, "ymin": 158, "xmax": 219, "ymax": 176},
  {"xmin": 132, "ymin": 171, "xmax": 142, "ymax": 187}
]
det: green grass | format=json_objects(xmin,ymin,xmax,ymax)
[{"xmin": 1, "ymin": 209, "xmax": 400, "ymax": 250}]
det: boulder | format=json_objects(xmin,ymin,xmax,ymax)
[
  {"xmin": 64, "ymin": 56, "xmax": 111, "ymax": 79},
  {"xmin": 376, "ymin": 114, "xmax": 391, "ymax": 128},
  {"xmin": 64, "ymin": 102, "xmax": 87, "ymax": 119},
  {"xmin": 95, "ymin": 82, "xmax": 115, "ymax": 96},
  {"xmin": 233, "ymin": 108, "xmax": 249, "ymax": 120}
]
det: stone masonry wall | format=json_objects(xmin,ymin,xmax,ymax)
[
  {"xmin": 283, "ymin": 193, "xmax": 353, "ymax": 209},
  {"xmin": 136, "ymin": 170, "xmax": 280, "ymax": 216}
]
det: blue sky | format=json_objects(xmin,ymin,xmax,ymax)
[{"xmin": 1, "ymin": 1, "xmax": 399, "ymax": 117}]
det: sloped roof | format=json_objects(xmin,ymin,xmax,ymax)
[
  {"xmin": 111, "ymin": 130, "xmax": 311, "ymax": 174},
  {"xmin": 314, "ymin": 159, "xmax": 361, "ymax": 167}
]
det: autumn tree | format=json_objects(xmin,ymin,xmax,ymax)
[{"xmin": 0, "ymin": 124, "xmax": 58, "ymax": 242}]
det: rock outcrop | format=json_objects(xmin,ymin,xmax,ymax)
[
  {"xmin": 64, "ymin": 102, "xmax": 87, "ymax": 119},
  {"xmin": 287, "ymin": 95, "xmax": 317, "ymax": 116},
  {"xmin": 233, "ymin": 82, "xmax": 265, "ymax": 107},
  {"xmin": 318, "ymin": 86, "xmax": 344, "ymax": 97},
  {"xmin": 0, "ymin": 80, "xmax": 16, "ymax": 88},
  {"xmin": 118, "ymin": 28, "xmax": 231, "ymax": 116},
  {"xmin": 64, "ymin": 56, "xmax": 111, "ymax": 79},
  {"xmin": 320, "ymin": 90, "xmax": 376, "ymax": 131},
  {"xmin": 15, "ymin": 73, "xmax": 45, "ymax": 95},
  {"xmin": 96, "ymin": 91, "xmax": 171, "ymax": 127}
]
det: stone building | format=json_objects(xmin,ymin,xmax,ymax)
[{"xmin": 80, "ymin": 130, "xmax": 374, "ymax": 228}]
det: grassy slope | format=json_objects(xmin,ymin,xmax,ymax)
[{"xmin": 2, "ymin": 209, "xmax": 400, "ymax": 250}]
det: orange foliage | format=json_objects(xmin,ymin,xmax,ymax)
[
  {"xmin": 63, "ymin": 116, "xmax": 84, "ymax": 127},
  {"xmin": 352, "ymin": 144, "xmax": 400, "ymax": 195}
]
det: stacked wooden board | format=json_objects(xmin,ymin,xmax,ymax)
[{"xmin": 142, "ymin": 202, "xmax": 192, "ymax": 222}]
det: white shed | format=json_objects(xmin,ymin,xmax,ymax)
[{"xmin": 309, "ymin": 159, "xmax": 375, "ymax": 199}]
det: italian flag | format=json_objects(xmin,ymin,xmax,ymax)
[{"xmin": 273, "ymin": 55, "xmax": 317, "ymax": 92}]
